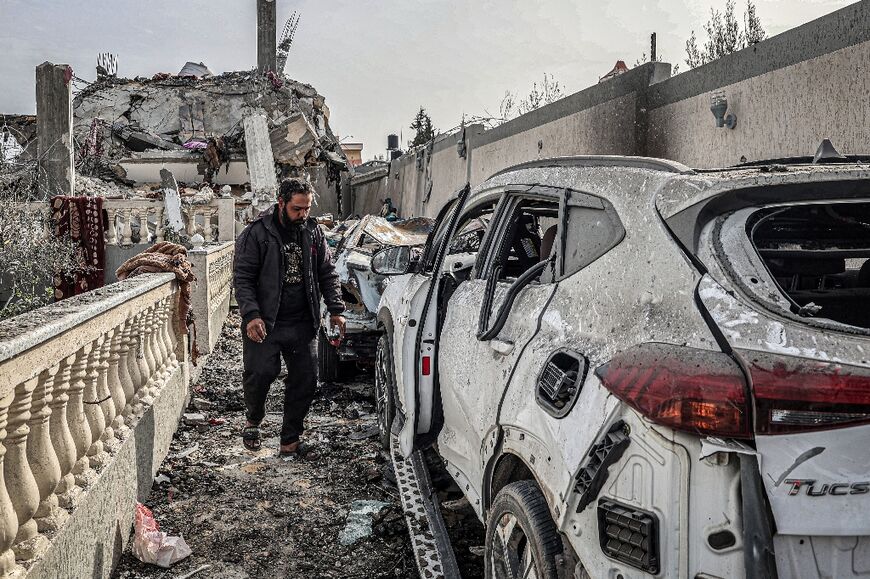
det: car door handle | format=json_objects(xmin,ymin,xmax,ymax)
[{"xmin": 490, "ymin": 338, "xmax": 514, "ymax": 355}]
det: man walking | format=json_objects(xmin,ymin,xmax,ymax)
[{"xmin": 233, "ymin": 178, "xmax": 345, "ymax": 457}]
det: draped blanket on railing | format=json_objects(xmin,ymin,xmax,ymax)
[{"xmin": 50, "ymin": 196, "xmax": 106, "ymax": 299}]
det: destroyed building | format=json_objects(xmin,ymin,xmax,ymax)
[{"xmin": 2, "ymin": 63, "xmax": 351, "ymax": 216}]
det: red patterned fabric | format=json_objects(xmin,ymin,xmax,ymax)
[{"xmin": 51, "ymin": 195, "xmax": 106, "ymax": 300}]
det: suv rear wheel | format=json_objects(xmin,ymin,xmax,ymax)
[
  {"xmin": 486, "ymin": 480, "xmax": 562, "ymax": 579},
  {"xmin": 374, "ymin": 332, "xmax": 396, "ymax": 450}
]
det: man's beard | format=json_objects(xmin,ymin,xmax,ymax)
[{"xmin": 280, "ymin": 208, "xmax": 304, "ymax": 226}]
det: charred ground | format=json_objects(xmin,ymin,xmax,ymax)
[{"xmin": 112, "ymin": 311, "xmax": 484, "ymax": 579}]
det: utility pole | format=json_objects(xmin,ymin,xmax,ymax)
[
  {"xmin": 257, "ymin": 0, "xmax": 277, "ymax": 72},
  {"xmin": 36, "ymin": 62, "xmax": 75, "ymax": 199}
]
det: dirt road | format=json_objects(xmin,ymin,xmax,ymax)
[{"xmin": 113, "ymin": 312, "xmax": 484, "ymax": 579}]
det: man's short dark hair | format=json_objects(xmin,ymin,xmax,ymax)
[{"xmin": 278, "ymin": 178, "xmax": 313, "ymax": 202}]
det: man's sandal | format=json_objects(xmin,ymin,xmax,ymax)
[
  {"xmin": 278, "ymin": 441, "xmax": 319, "ymax": 460},
  {"xmin": 242, "ymin": 426, "xmax": 261, "ymax": 451}
]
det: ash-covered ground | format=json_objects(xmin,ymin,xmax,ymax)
[{"xmin": 113, "ymin": 311, "xmax": 485, "ymax": 579}]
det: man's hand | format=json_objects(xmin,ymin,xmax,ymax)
[
  {"xmin": 246, "ymin": 318, "xmax": 267, "ymax": 343},
  {"xmin": 330, "ymin": 315, "xmax": 346, "ymax": 338}
]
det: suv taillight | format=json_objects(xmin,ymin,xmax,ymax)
[
  {"xmin": 595, "ymin": 343, "xmax": 751, "ymax": 438},
  {"xmin": 738, "ymin": 350, "xmax": 870, "ymax": 435}
]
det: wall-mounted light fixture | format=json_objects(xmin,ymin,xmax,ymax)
[{"xmin": 710, "ymin": 90, "xmax": 737, "ymax": 129}]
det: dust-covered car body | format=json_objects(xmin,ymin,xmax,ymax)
[
  {"xmin": 318, "ymin": 215, "xmax": 433, "ymax": 379},
  {"xmin": 374, "ymin": 155, "xmax": 870, "ymax": 578}
]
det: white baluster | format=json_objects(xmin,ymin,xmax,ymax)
[
  {"xmin": 155, "ymin": 207, "xmax": 165, "ymax": 243},
  {"xmin": 7, "ymin": 377, "xmax": 48, "ymax": 560},
  {"xmin": 95, "ymin": 331, "xmax": 120, "ymax": 454},
  {"xmin": 136, "ymin": 308, "xmax": 156, "ymax": 408},
  {"xmin": 203, "ymin": 208, "xmax": 214, "ymax": 241},
  {"xmin": 120, "ymin": 208, "xmax": 133, "ymax": 246},
  {"xmin": 83, "ymin": 337, "xmax": 108, "ymax": 469},
  {"xmin": 52, "ymin": 354, "xmax": 82, "ymax": 508},
  {"xmin": 186, "ymin": 207, "xmax": 197, "ymax": 236},
  {"xmin": 28, "ymin": 367, "xmax": 68, "ymax": 533},
  {"xmin": 162, "ymin": 296, "xmax": 179, "ymax": 371},
  {"xmin": 0, "ymin": 389, "xmax": 22, "ymax": 577},
  {"xmin": 125, "ymin": 312, "xmax": 143, "ymax": 426},
  {"xmin": 106, "ymin": 208, "xmax": 118, "ymax": 245},
  {"xmin": 154, "ymin": 298, "xmax": 172, "ymax": 384},
  {"xmin": 108, "ymin": 324, "xmax": 130, "ymax": 438},
  {"xmin": 68, "ymin": 344, "xmax": 96, "ymax": 489},
  {"xmin": 138, "ymin": 207, "xmax": 150, "ymax": 245}
]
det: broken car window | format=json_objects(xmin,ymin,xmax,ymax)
[
  {"xmin": 490, "ymin": 199, "xmax": 560, "ymax": 283},
  {"xmin": 750, "ymin": 201, "xmax": 870, "ymax": 329}
]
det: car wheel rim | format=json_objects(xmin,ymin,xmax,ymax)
[
  {"xmin": 375, "ymin": 343, "xmax": 388, "ymax": 435},
  {"xmin": 491, "ymin": 512, "xmax": 538, "ymax": 579}
]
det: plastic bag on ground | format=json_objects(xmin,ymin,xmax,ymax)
[{"xmin": 132, "ymin": 502, "xmax": 192, "ymax": 568}]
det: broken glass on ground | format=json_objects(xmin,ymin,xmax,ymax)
[{"xmin": 338, "ymin": 500, "xmax": 390, "ymax": 546}]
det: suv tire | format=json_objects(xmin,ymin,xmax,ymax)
[
  {"xmin": 374, "ymin": 332, "xmax": 396, "ymax": 450},
  {"xmin": 486, "ymin": 480, "xmax": 562, "ymax": 579},
  {"xmin": 318, "ymin": 328, "xmax": 341, "ymax": 383}
]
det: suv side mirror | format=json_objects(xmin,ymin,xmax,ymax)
[{"xmin": 371, "ymin": 245, "xmax": 412, "ymax": 276}]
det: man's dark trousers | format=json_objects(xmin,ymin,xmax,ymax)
[{"xmin": 241, "ymin": 320, "xmax": 317, "ymax": 446}]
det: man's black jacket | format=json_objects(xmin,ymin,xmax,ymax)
[{"xmin": 233, "ymin": 206, "xmax": 344, "ymax": 333}]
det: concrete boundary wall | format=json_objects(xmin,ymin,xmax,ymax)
[{"xmin": 351, "ymin": 1, "xmax": 870, "ymax": 218}]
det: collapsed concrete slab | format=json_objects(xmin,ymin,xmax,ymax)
[
  {"xmin": 243, "ymin": 112, "xmax": 278, "ymax": 212},
  {"xmin": 270, "ymin": 112, "xmax": 318, "ymax": 166}
]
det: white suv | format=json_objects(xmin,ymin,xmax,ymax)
[{"xmin": 371, "ymin": 155, "xmax": 870, "ymax": 579}]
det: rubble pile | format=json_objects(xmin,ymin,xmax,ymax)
[
  {"xmin": 72, "ymin": 69, "xmax": 347, "ymax": 177},
  {"xmin": 2, "ymin": 67, "xmax": 349, "ymax": 208}
]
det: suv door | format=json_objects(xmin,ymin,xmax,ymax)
[
  {"xmin": 393, "ymin": 185, "xmax": 471, "ymax": 457},
  {"xmin": 436, "ymin": 187, "xmax": 566, "ymax": 506}
]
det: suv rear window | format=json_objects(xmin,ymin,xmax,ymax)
[{"xmin": 749, "ymin": 202, "xmax": 870, "ymax": 329}]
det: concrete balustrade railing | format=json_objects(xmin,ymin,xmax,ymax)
[
  {"xmin": 188, "ymin": 241, "xmax": 235, "ymax": 357},
  {"xmin": 0, "ymin": 273, "xmax": 191, "ymax": 578},
  {"xmin": 103, "ymin": 197, "xmax": 234, "ymax": 246}
]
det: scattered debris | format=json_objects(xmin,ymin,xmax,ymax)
[
  {"xmin": 172, "ymin": 445, "xmax": 199, "ymax": 460},
  {"xmin": 177, "ymin": 62, "xmax": 213, "ymax": 79},
  {"xmin": 339, "ymin": 500, "xmax": 390, "ymax": 546},
  {"xmin": 112, "ymin": 311, "xmax": 486, "ymax": 578},
  {"xmin": 191, "ymin": 397, "xmax": 215, "ymax": 412},
  {"xmin": 182, "ymin": 413, "xmax": 207, "ymax": 427},
  {"xmin": 442, "ymin": 496, "xmax": 471, "ymax": 512},
  {"xmin": 175, "ymin": 564, "xmax": 212, "ymax": 579},
  {"xmin": 132, "ymin": 503, "xmax": 192, "ymax": 568},
  {"xmin": 349, "ymin": 425, "xmax": 380, "ymax": 441}
]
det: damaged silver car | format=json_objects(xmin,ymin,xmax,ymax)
[
  {"xmin": 373, "ymin": 149, "xmax": 870, "ymax": 579},
  {"xmin": 318, "ymin": 215, "xmax": 433, "ymax": 381}
]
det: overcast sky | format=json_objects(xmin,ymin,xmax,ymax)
[{"xmin": 0, "ymin": 0, "xmax": 856, "ymax": 160}]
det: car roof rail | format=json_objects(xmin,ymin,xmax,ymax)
[
  {"xmin": 487, "ymin": 155, "xmax": 695, "ymax": 181},
  {"xmin": 693, "ymin": 155, "xmax": 870, "ymax": 172},
  {"xmin": 718, "ymin": 139, "xmax": 870, "ymax": 169}
]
